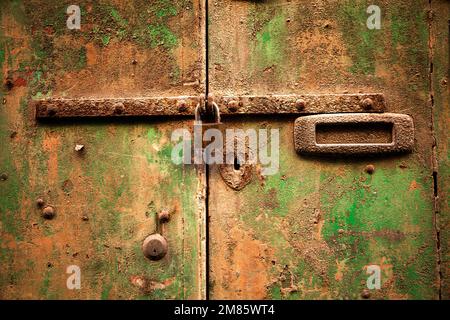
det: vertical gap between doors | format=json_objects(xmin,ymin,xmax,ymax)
[{"xmin": 204, "ymin": 0, "xmax": 211, "ymax": 300}]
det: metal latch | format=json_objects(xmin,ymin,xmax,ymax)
[
  {"xmin": 33, "ymin": 93, "xmax": 386, "ymax": 119},
  {"xmin": 294, "ymin": 113, "xmax": 415, "ymax": 155}
]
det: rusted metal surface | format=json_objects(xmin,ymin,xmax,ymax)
[
  {"xmin": 218, "ymin": 94, "xmax": 386, "ymax": 115},
  {"xmin": 34, "ymin": 97, "xmax": 201, "ymax": 118},
  {"xmin": 208, "ymin": 0, "xmax": 439, "ymax": 300},
  {"xmin": 294, "ymin": 113, "xmax": 415, "ymax": 155},
  {"xmin": 0, "ymin": 0, "xmax": 207, "ymax": 300},
  {"xmin": 219, "ymin": 163, "xmax": 253, "ymax": 191},
  {"xmin": 142, "ymin": 234, "xmax": 169, "ymax": 261},
  {"xmin": 35, "ymin": 94, "xmax": 386, "ymax": 119},
  {"xmin": 431, "ymin": 0, "xmax": 449, "ymax": 300}
]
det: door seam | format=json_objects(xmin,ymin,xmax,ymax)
[
  {"xmin": 205, "ymin": 0, "xmax": 211, "ymax": 300},
  {"xmin": 428, "ymin": 0, "xmax": 442, "ymax": 300}
]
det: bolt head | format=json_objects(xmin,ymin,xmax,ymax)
[
  {"xmin": 47, "ymin": 106, "xmax": 57, "ymax": 116},
  {"xmin": 158, "ymin": 209, "xmax": 170, "ymax": 223},
  {"xmin": 36, "ymin": 198, "xmax": 45, "ymax": 207},
  {"xmin": 295, "ymin": 99, "xmax": 306, "ymax": 110},
  {"xmin": 361, "ymin": 98, "xmax": 374, "ymax": 110},
  {"xmin": 361, "ymin": 289, "xmax": 371, "ymax": 299},
  {"xmin": 142, "ymin": 234, "xmax": 168, "ymax": 261},
  {"xmin": 227, "ymin": 100, "xmax": 239, "ymax": 112},
  {"xmin": 113, "ymin": 103, "xmax": 125, "ymax": 115},
  {"xmin": 365, "ymin": 164, "xmax": 375, "ymax": 174},
  {"xmin": 177, "ymin": 100, "xmax": 187, "ymax": 112},
  {"xmin": 42, "ymin": 206, "xmax": 55, "ymax": 220}
]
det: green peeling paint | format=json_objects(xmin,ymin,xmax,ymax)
[
  {"xmin": 251, "ymin": 12, "xmax": 287, "ymax": 71},
  {"xmin": 337, "ymin": 1, "xmax": 382, "ymax": 75}
]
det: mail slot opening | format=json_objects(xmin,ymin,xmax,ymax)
[{"xmin": 315, "ymin": 122, "xmax": 393, "ymax": 145}]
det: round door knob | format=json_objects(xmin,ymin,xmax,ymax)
[{"xmin": 142, "ymin": 234, "xmax": 168, "ymax": 261}]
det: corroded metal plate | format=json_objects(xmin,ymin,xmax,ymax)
[{"xmin": 294, "ymin": 113, "xmax": 415, "ymax": 155}]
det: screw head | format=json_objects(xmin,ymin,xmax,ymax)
[
  {"xmin": 227, "ymin": 100, "xmax": 239, "ymax": 112},
  {"xmin": 113, "ymin": 103, "xmax": 125, "ymax": 115},
  {"xmin": 158, "ymin": 209, "xmax": 170, "ymax": 223},
  {"xmin": 0, "ymin": 173, "xmax": 8, "ymax": 181},
  {"xmin": 142, "ymin": 234, "xmax": 168, "ymax": 261},
  {"xmin": 47, "ymin": 106, "xmax": 57, "ymax": 116},
  {"xmin": 361, "ymin": 289, "xmax": 371, "ymax": 299},
  {"xmin": 361, "ymin": 98, "xmax": 374, "ymax": 110},
  {"xmin": 42, "ymin": 206, "xmax": 55, "ymax": 220},
  {"xmin": 365, "ymin": 164, "xmax": 375, "ymax": 174},
  {"xmin": 36, "ymin": 198, "xmax": 45, "ymax": 207},
  {"xmin": 295, "ymin": 99, "xmax": 306, "ymax": 111},
  {"xmin": 177, "ymin": 100, "xmax": 187, "ymax": 112}
]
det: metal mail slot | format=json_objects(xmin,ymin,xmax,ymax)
[{"xmin": 294, "ymin": 113, "xmax": 415, "ymax": 155}]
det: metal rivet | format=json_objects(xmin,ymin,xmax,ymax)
[
  {"xmin": 36, "ymin": 198, "xmax": 45, "ymax": 207},
  {"xmin": 113, "ymin": 103, "xmax": 125, "ymax": 114},
  {"xmin": 142, "ymin": 234, "xmax": 168, "ymax": 261},
  {"xmin": 361, "ymin": 98, "xmax": 374, "ymax": 110},
  {"xmin": 227, "ymin": 100, "xmax": 239, "ymax": 112},
  {"xmin": 42, "ymin": 206, "xmax": 55, "ymax": 220},
  {"xmin": 361, "ymin": 289, "xmax": 371, "ymax": 299},
  {"xmin": 5, "ymin": 79, "xmax": 13, "ymax": 91},
  {"xmin": 177, "ymin": 100, "xmax": 187, "ymax": 112},
  {"xmin": 365, "ymin": 164, "xmax": 375, "ymax": 174},
  {"xmin": 295, "ymin": 99, "xmax": 306, "ymax": 111},
  {"xmin": 47, "ymin": 106, "xmax": 57, "ymax": 116},
  {"xmin": 0, "ymin": 173, "xmax": 8, "ymax": 181},
  {"xmin": 158, "ymin": 209, "xmax": 170, "ymax": 223}
]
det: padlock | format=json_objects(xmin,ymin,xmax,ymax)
[{"xmin": 192, "ymin": 94, "xmax": 222, "ymax": 165}]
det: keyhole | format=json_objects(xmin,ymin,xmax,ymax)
[{"xmin": 233, "ymin": 157, "xmax": 241, "ymax": 171}]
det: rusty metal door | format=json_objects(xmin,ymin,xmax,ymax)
[
  {"xmin": 1, "ymin": 0, "xmax": 448, "ymax": 300},
  {"xmin": 207, "ymin": 0, "xmax": 448, "ymax": 300},
  {"xmin": 0, "ymin": 1, "xmax": 207, "ymax": 299}
]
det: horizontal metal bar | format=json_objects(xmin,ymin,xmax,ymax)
[
  {"xmin": 294, "ymin": 113, "xmax": 414, "ymax": 155},
  {"xmin": 34, "ymin": 96, "xmax": 200, "ymax": 119},
  {"xmin": 218, "ymin": 94, "xmax": 385, "ymax": 114},
  {"xmin": 33, "ymin": 94, "xmax": 385, "ymax": 119}
]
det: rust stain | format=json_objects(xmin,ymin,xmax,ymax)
[
  {"xmin": 334, "ymin": 259, "xmax": 347, "ymax": 282},
  {"xmin": 42, "ymin": 133, "xmax": 61, "ymax": 184},
  {"xmin": 212, "ymin": 226, "xmax": 273, "ymax": 299},
  {"xmin": 409, "ymin": 180, "xmax": 418, "ymax": 191},
  {"xmin": 85, "ymin": 43, "xmax": 98, "ymax": 66},
  {"xmin": 130, "ymin": 275, "xmax": 175, "ymax": 294}
]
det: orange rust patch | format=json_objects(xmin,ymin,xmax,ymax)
[
  {"xmin": 409, "ymin": 180, "xmax": 418, "ymax": 191},
  {"xmin": 42, "ymin": 133, "xmax": 61, "ymax": 184},
  {"xmin": 85, "ymin": 43, "xmax": 98, "ymax": 66},
  {"xmin": 211, "ymin": 225, "xmax": 273, "ymax": 299}
]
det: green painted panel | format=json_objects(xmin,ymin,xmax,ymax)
[
  {"xmin": 208, "ymin": 0, "xmax": 439, "ymax": 299},
  {"xmin": 0, "ymin": 0, "xmax": 205, "ymax": 299}
]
